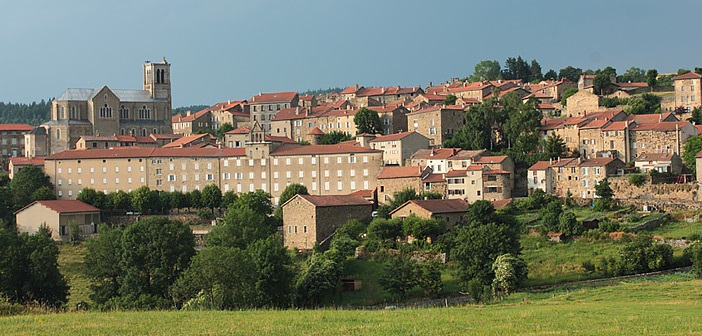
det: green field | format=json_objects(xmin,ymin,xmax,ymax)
[
  {"xmin": 1, "ymin": 276, "xmax": 700, "ymax": 335},
  {"xmin": 57, "ymin": 244, "xmax": 91, "ymax": 308}
]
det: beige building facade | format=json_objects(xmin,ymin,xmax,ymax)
[
  {"xmin": 407, "ymin": 106, "xmax": 465, "ymax": 147},
  {"xmin": 15, "ymin": 200, "xmax": 100, "ymax": 242},
  {"xmin": 368, "ymin": 131, "xmax": 430, "ymax": 166}
]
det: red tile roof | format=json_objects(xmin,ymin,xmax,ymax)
[
  {"xmin": 550, "ymin": 158, "xmax": 579, "ymax": 167},
  {"xmin": 483, "ymin": 169, "xmax": 511, "ymax": 175},
  {"xmin": 369, "ymin": 131, "xmax": 419, "ymax": 142},
  {"xmin": 697, "ymin": 125, "xmax": 702, "ymax": 135},
  {"xmin": 299, "ymin": 95, "xmax": 315, "ymax": 101},
  {"xmin": 602, "ymin": 121, "xmax": 629, "ymax": 131},
  {"xmin": 409, "ymin": 148, "xmax": 462, "ymax": 160},
  {"xmin": 350, "ymin": 188, "xmax": 376, "ymax": 199},
  {"xmin": 390, "ymin": 199, "xmax": 468, "ymax": 215},
  {"xmin": 150, "ymin": 134, "xmax": 183, "ymax": 140},
  {"xmin": 46, "ymin": 147, "xmax": 157, "ymax": 160},
  {"xmin": 377, "ymin": 166, "xmax": 426, "ymax": 179},
  {"xmin": 466, "ymin": 164, "xmax": 485, "ymax": 171},
  {"xmin": 17, "ymin": 200, "xmax": 99, "ymax": 214},
  {"xmin": 10, "ymin": 156, "xmax": 45, "ymax": 166},
  {"xmin": 151, "ymin": 147, "xmax": 223, "ymax": 157},
  {"xmin": 528, "ymin": 161, "xmax": 551, "ymax": 171},
  {"xmin": 673, "ymin": 72, "xmax": 702, "ymax": 80},
  {"xmin": 266, "ymin": 136, "xmax": 297, "ymax": 144},
  {"xmin": 540, "ymin": 118, "xmax": 565, "ymax": 130},
  {"xmin": 249, "ymin": 91, "xmax": 298, "ymax": 103},
  {"xmin": 579, "ymin": 157, "xmax": 616, "ymax": 167},
  {"xmin": 580, "ymin": 119, "xmax": 610, "ymax": 129},
  {"xmin": 473, "ymin": 155, "xmax": 508, "ymax": 164},
  {"xmin": 226, "ymin": 127, "xmax": 251, "ymax": 135},
  {"xmin": 423, "ymin": 173, "xmax": 446, "ymax": 183},
  {"xmin": 297, "ymin": 194, "xmax": 372, "ymax": 207},
  {"xmin": 307, "ymin": 127, "xmax": 325, "ymax": 135},
  {"xmin": 0, "ymin": 124, "xmax": 34, "ymax": 131},
  {"xmin": 171, "ymin": 108, "xmax": 210, "ymax": 123},
  {"xmin": 538, "ymin": 103, "xmax": 556, "ymax": 109},
  {"xmin": 162, "ymin": 134, "xmax": 212, "ymax": 148},
  {"xmin": 271, "ymin": 144, "xmax": 380, "ymax": 156},
  {"xmin": 446, "ymin": 169, "xmax": 467, "ymax": 177},
  {"xmin": 624, "ymin": 113, "xmax": 676, "ymax": 124},
  {"xmin": 491, "ymin": 198, "xmax": 513, "ymax": 209},
  {"xmin": 635, "ymin": 152, "xmax": 677, "ymax": 162}
]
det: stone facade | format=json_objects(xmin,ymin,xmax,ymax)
[
  {"xmin": 673, "ymin": 72, "xmax": 702, "ymax": 112},
  {"xmin": 368, "ymin": 131, "xmax": 430, "ymax": 166},
  {"xmin": 566, "ymin": 90, "xmax": 600, "ymax": 117},
  {"xmin": 249, "ymin": 92, "xmax": 299, "ymax": 132},
  {"xmin": 530, "ymin": 157, "xmax": 625, "ymax": 198},
  {"xmin": 39, "ymin": 60, "xmax": 173, "ymax": 156},
  {"xmin": 407, "ymin": 106, "xmax": 465, "ymax": 147},
  {"xmin": 282, "ymin": 194, "xmax": 372, "ymax": 250},
  {"xmin": 377, "ymin": 166, "xmax": 432, "ymax": 204},
  {"xmin": 0, "ymin": 124, "xmax": 34, "ymax": 157},
  {"xmin": 629, "ymin": 121, "xmax": 696, "ymax": 159},
  {"xmin": 389, "ymin": 199, "xmax": 468, "ymax": 230}
]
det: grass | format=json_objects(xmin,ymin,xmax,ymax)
[
  {"xmin": 520, "ymin": 234, "xmax": 622, "ymax": 287},
  {"xmin": 1, "ymin": 276, "xmax": 701, "ymax": 335},
  {"xmin": 57, "ymin": 243, "xmax": 91, "ymax": 310},
  {"xmin": 643, "ymin": 220, "xmax": 702, "ymax": 239}
]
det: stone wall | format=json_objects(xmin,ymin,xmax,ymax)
[{"xmin": 609, "ymin": 176, "xmax": 698, "ymax": 202}]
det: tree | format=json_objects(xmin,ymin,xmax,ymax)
[
  {"xmin": 558, "ymin": 211, "xmax": 584, "ymax": 236},
  {"xmin": 593, "ymin": 73, "xmax": 611, "ymax": 95},
  {"xmin": 379, "ymin": 256, "xmax": 417, "ymax": 300},
  {"xmin": 201, "ymin": 184, "xmax": 222, "ymax": 213},
  {"xmin": 117, "ymin": 217, "xmax": 195, "ymax": 308},
  {"xmin": 296, "ymin": 256, "xmax": 341, "ymax": 307},
  {"xmin": 188, "ymin": 189, "xmax": 203, "ymax": 209},
  {"xmin": 501, "ymin": 56, "xmax": 530, "ymax": 82},
  {"xmin": 401, "ymin": 216, "xmax": 447, "ymax": 242},
  {"xmin": 687, "ymin": 241, "xmax": 702, "ymax": 278},
  {"xmin": 216, "ymin": 122, "xmax": 235, "ymax": 139},
  {"xmin": 530, "ymin": 59, "xmax": 543, "ymax": 82},
  {"xmin": 443, "ymin": 94, "xmax": 457, "ymax": 105},
  {"xmin": 688, "ymin": 107, "xmax": 702, "ymax": 125},
  {"xmin": 319, "ymin": 131, "xmax": 353, "ymax": 145},
  {"xmin": 463, "ymin": 200, "xmax": 497, "ymax": 228},
  {"xmin": 31, "ymin": 186, "xmax": 56, "ymax": 202},
  {"xmin": 558, "ymin": 66, "xmax": 583, "ymax": 82},
  {"xmin": 247, "ymin": 235, "xmax": 295, "ymax": 308},
  {"xmin": 561, "ymin": 88, "xmax": 578, "ymax": 105},
  {"xmin": 84, "ymin": 224, "xmax": 123, "ymax": 306},
  {"xmin": 353, "ymin": 107, "xmax": 382, "ymax": 134},
  {"xmin": 417, "ymin": 261, "xmax": 443, "ymax": 297},
  {"xmin": 541, "ymin": 200, "xmax": 563, "ymax": 232},
  {"xmin": 366, "ymin": 218, "xmax": 403, "ymax": 243},
  {"xmin": 77, "ymin": 188, "xmax": 107, "ymax": 209},
  {"xmin": 594, "ymin": 178, "xmax": 615, "ymax": 211},
  {"xmin": 274, "ymin": 183, "xmax": 309, "ymax": 221},
  {"xmin": 445, "ymin": 97, "xmax": 499, "ymax": 150},
  {"xmin": 220, "ymin": 191, "xmax": 238, "ymax": 210},
  {"xmin": 615, "ymin": 235, "xmax": 672, "ymax": 275},
  {"xmin": 107, "ymin": 190, "xmax": 131, "ymax": 211},
  {"xmin": 597, "ymin": 66, "xmax": 617, "ymax": 78},
  {"xmin": 502, "ymin": 95, "xmax": 542, "ymax": 152},
  {"xmin": 469, "ymin": 60, "xmax": 501, "ymax": 81},
  {"xmin": 206, "ymin": 202, "xmax": 276, "ymax": 250},
  {"xmin": 233, "ymin": 190, "xmax": 274, "ymax": 217},
  {"xmin": 646, "ymin": 69, "xmax": 658, "ymax": 91},
  {"xmin": 618, "ymin": 67, "xmax": 646, "ymax": 83},
  {"xmin": 544, "ymin": 69, "xmax": 557, "ymax": 81},
  {"xmin": 683, "ymin": 135, "xmax": 702, "ymax": 174},
  {"xmin": 454, "ymin": 221, "xmax": 521, "ymax": 286},
  {"xmin": 10, "ymin": 166, "xmax": 53, "ymax": 209},
  {"xmin": 491, "ymin": 254, "xmax": 527, "ymax": 296},
  {"xmin": 542, "ymin": 133, "xmax": 566, "ymax": 159},
  {"xmin": 170, "ymin": 246, "xmax": 257, "ymax": 310},
  {"xmin": 130, "ymin": 186, "xmax": 157, "ymax": 213}
]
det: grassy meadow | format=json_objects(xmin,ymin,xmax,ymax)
[{"xmin": 1, "ymin": 275, "xmax": 700, "ymax": 335}]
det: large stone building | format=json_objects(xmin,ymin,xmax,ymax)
[
  {"xmin": 673, "ymin": 71, "xmax": 702, "ymax": 112},
  {"xmin": 366, "ymin": 131, "xmax": 430, "ymax": 166},
  {"xmin": 406, "ymin": 105, "xmax": 465, "ymax": 147},
  {"xmin": 528, "ymin": 157, "xmax": 625, "ymax": 198},
  {"xmin": 43, "ymin": 125, "xmax": 383, "ymax": 205},
  {"xmin": 248, "ymin": 91, "xmax": 299, "ymax": 132},
  {"xmin": 33, "ymin": 59, "xmax": 173, "ymax": 156}
]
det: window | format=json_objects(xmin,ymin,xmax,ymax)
[
  {"xmin": 337, "ymin": 157, "xmax": 342, "ymax": 164},
  {"xmin": 337, "ymin": 170, "xmax": 342, "ymax": 177},
  {"xmin": 348, "ymin": 156, "xmax": 356, "ymax": 163},
  {"xmin": 99, "ymin": 104, "xmax": 112, "ymax": 118},
  {"xmin": 286, "ymin": 171, "xmax": 291, "ymax": 178},
  {"xmin": 337, "ymin": 182, "xmax": 343, "ymax": 190},
  {"xmin": 138, "ymin": 105, "xmax": 151, "ymax": 119},
  {"xmin": 206, "ymin": 174, "xmax": 214, "ymax": 181},
  {"xmin": 299, "ymin": 171, "xmax": 304, "ymax": 178},
  {"xmin": 119, "ymin": 105, "xmax": 129, "ymax": 119},
  {"xmin": 168, "ymin": 175, "xmax": 176, "ymax": 181},
  {"xmin": 325, "ymin": 182, "xmax": 330, "ymax": 190},
  {"xmin": 249, "ymin": 172, "xmax": 254, "ymax": 179}
]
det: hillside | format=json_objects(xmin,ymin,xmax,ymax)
[{"xmin": 1, "ymin": 275, "xmax": 700, "ymax": 335}]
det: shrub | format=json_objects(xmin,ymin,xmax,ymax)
[
  {"xmin": 197, "ymin": 208, "xmax": 214, "ymax": 220},
  {"xmin": 598, "ymin": 220, "xmax": 621, "ymax": 233},
  {"xmin": 628, "ymin": 174, "xmax": 647, "ymax": 187}
]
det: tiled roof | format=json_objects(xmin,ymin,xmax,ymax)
[
  {"xmin": 483, "ymin": 169, "xmax": 511, "ymax": 175},
  {"xmin": 299, "ymin": 95, "xmax": 315, "ymax": 101},
  {"xmin": 697, "ymin": 125, "xmax": 702, "ymax": 135},
  {"xmin": 377, "ymin": 166, "xmax": 425, "ymax": 179},
  {"xmin": 630, "ymin": 121, "xmax": 690, "ymax": 132},
  {"xmin": 249, "ymin": 91, "xmax": 298, "ymax": 103},
  {"xmin": 445, "ymin": 169, "xmax": 467, "ymax": 177},
  {"xmin": 266, "ymin": 136, "xmax": 297, "ymax": 144},
  {"xmin": 271, "ymin": 144, "xmax": 380, "ymax": 156},
  {"xmin": 0, "ymin": 124, "xmax": 34, "ymax": 131},
  {"xmin": 540, "ymin": 118, "xmax": 565, "ymax": 131},
  {"xmin": 226, "ymin": 127, "xmax": 251, "ymax": 135},
  {"xmin": 151, "ymin": 147, "xmax": 223, "ymax": 157},
  {"xmin": 17, "ymin": 200, "xmax": 99, "ymax": 214},
  {"xmin": 350, "ymin": 188, "xmax": 376, "ymax": 199},
  {"xmin": 538, "ymin": 103, "xmax": 556, "ymax": 109},
  {"xmin": 466, "ymin": 164, "xmax": 485, "ymax": 171},
  {"xmin": 307, "ymin": 127, "xmax": 325, "ymax": 135},
  {"xmin": 162, "ymin": 134, "xmax": 211, "ymax": 148},
  {"xmin": 473, "ymin": 155, "xmax": 508, "ymax": 164},
  {"xmin": 624, "ymin": 113, "xmax": 676, "ymax": 124},
  {"xmin": 579, "ymin": 157, "xmax": 616, "ymax": 167},
  {"xmin": 528, "ymin": 161, "xmax": 551, "ymax": 171},
  {"xmin": 635, "ymin": 152, "xmax": 676, "ymax": 162},
  {"xmin": 580, "ymin": 119, "xmax": 610, "ymax": 130},
  {"xmin": 297, "ymin": 194, "xmax": 372, "ymax": 207},
  {"xmin": 10, "ymin": 156, "xmax": 45, "ymax": 166},
  {"xmin": 406, "ymin": 105, "xmax": 464, "ymax": 116},
  {"xmin": 602, "ymin": 121, "xmax": 629, "ymax": 131},
  {"xmin": 46, "ymin": 147, "xmax": 157, "ymax": 160},
  {"xmin": 390, "ymin": 199, "xmax": 468, "ymax": 215},
  {"xmin": 271, "ymin": 107, "xmax": 311, "ymax": 121},
  {"xmin": 369, "ymin": 131, "xmax": 419, "ymax": 142},
  {"xmin": 409, "ymin": 148, "xmax": 462, "ymax": 160},
  {"xmin": 423, "ymin": 173, "xmax": 446, "ymax": 183},
  {"xmin": 673, "ymin": 72, "xmax": 702, "ymax": 80},
  {"xmin": 550, "ymin": 158, "xmax": 579, "ymax": 167},
  {"xmin": 445, "ymin": 82, "xmax": 493, "ymax": 93},
  {"xmin": 172, "ymin": 108, "xmax": 210, "ymax": 123}
]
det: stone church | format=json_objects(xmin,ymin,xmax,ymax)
[{"xmin": 28, "ymin": 59, "xmax": 174, "ymax": 156}]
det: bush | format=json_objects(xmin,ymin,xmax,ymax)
[
  {"xmin": 197, "ymin": 208, "xmax": 214, "ymax": 220},
  {"xmin": 598, "ymin": 220, "xmax": 621, "ymax": 233},
  {"xmin": 628, "ymin": 174, "xmax": 647, "ymax": 187}
]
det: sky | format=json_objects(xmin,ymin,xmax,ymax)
[{"xmin": 1, "ymin": 0, "xmax": 700, "ymax": 107}]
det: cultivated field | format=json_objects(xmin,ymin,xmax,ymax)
[{"xmin": 1, "ymin": 276, "xmax": 700, "ymax": 335}]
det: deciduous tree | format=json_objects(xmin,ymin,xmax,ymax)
[
  {"xmin": 274, "ymin": 183, "xmax": 309, "ymax": 220},
  {"xmin": 353, "ymin": 107, "xmax": 382, "ymax": 134},
  {"xmin": 469, "ymin": 60, "xmax": 502, "ymax": 81}
]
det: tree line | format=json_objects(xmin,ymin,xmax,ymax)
[{"xmin": 0, "ymin": 100, "xmax": 52, "ymax": 125}]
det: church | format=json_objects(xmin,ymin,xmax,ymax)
[{"xmin": 28, "ymin": 59, "xmax": 174, "ymax": 156}]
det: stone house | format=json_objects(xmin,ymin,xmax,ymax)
[
  {"xmin": 172, "ymin": 109, "xmax": 212, "ymax": 136},
  {"xmin": 577, "ymin": 158, "xmax": 625, "ymax": 198},
  {"xmin": 629, "ymin": 121, "xmax": 696, "ymax": 159},
  {"xmin": 208, "ymin": 100, "xmax": 250, "ymax": 130},
  {"xmin": 534, "ymin": 157, "xmax": 625, "ymax": 198},
  {"xmin": 15, "ymin": 200, "xmax": 100, "ymax": 241},
  {"xmin": 407, "ymin": 105, "xmax": 465, "ymax": 147},
  {"xmin": 282, "ymin": 194, "xmax": 373, "ymax": 250},
  {"xmin": 566, "ymin": 90, "xmax": 600, "ymax": 117},
  {"xmin": 377, "ymin": 166, "xmax": 432, "ymax": 204},
  {"xmin": 673, "ymin": 71, "xmax": 702, "ymax": 112},
  {"xmin": 445, "ymin": 82, "xmax": 495, "ymax": 102},
  {"xmin": 635, "ymin": 152, "xmax": 683, "ymax": 174},
  {"xmin": 530, "ymin": 78, "xmax": 577, "ymax": 102},
  {"xmin": 368, "ymin": 131, "xmax": 430, "ymax": 166},
  {"xmin": 389, "ymin": 199, "xmax": 468, "ymax": 230},
  {"xmin": 339, "ymin": 85, "xmax": 424, "ymax": 107},
  {"xmin": 0, "ymin": 124, "xmax": 34, "ymax": 157},
  {"xmin": 527, "ymin": 161, "xmax": 553, "ymax": 195},
  {"xmin": 248, "ymin": 91, "xmax": 299, "ymax": 132}
]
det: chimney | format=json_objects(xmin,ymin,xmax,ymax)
[
  {"xmin": 228, "ymin": 99, "xmax": 231, "ymax": 104},
  {"xmin": 295, "ymin": 107, "xmax": 300, "ymax": 115},
  {"xmin": 258, "ymin": 92, "xmax": 262, "ymax": 96},
  {"xmin": 659, "ymin": 114, "xmax": 662, "ymax": 122},
  {"xmin": 429, "ymin": 81, "xmax": 433, "ymax": 87},
  {"xmin": 549, "ymin": 158, "xmax": 553, "ymax": 165},
  {"xmin": 186, "ymin": 110, "xmax": 191, "ymax": 116}
]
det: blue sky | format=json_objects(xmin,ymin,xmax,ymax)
[{"xmin": 0, "ymin": 0, "xmax": 699, "ymax": 107}]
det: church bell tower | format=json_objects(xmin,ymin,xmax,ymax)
[{"xmin": 143, "ymin": 58, "xmax": 172, "ymax": 102}]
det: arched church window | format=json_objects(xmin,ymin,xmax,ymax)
[
  {"xmin": 160, "ymin": 68, "xmax": 165, "ymax": 83},
  {"xmin": 59, "ymin": 106, "xmax": 65, "ymax": 119},
  {"xmin": 120, "ymin": 128, "xmax": 125, "ymax": 135},
  {"xmin": 119, "ymin": 105, "xmax": 129, "ymax": 119},
  {"xmin": 99, "ymin": 104, "xmax": 112, "ymax": 118},
  {"xmin": 70, "ymin": 106, "xmax": 77, "ymax": 119},
  {"xmin": 142, "ymin": 129, "xmax": 147, "ymax": 136},
  {"xmin": 56, "ymin": 128, "xmax": 61, "ymax": 140},
  {"xmin": 153, "ymin": 128, "xmax": 158, "ymax": 134},
  {"xmin": 138, "ymin": 105, "xmax": 151, "ymax": 119}
]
